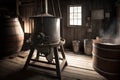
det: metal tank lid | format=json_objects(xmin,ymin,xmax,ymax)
[
  {"xmin": 30, "ymin": 13, "xmax": 60, "ymax": 18},
  {"xmin": 32, "ymin": 13, "xmax": 53, "ymax": 17}
]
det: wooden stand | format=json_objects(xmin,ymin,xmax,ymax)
[{"xmin": 23, "ymin": 41, "xmax": 67, "ymax": 80}]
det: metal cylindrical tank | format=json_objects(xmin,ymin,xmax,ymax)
[
  {"xmin": 32, "ymin": 16, "xmax": 60, "ymax": 44},
  {"xmin": 0, "ymin": 17, "xmax": 24, "ymax": 57}
]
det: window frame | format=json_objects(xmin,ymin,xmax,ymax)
[{"xmin": 67, "ymin": 5, "xmax": 82, "ymax": 27}]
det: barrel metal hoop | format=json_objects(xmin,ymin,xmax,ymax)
[
  {"xmin": 93, "ymin": 65, "xmax": 120, "ymax": 75},
  {"xmin": 93, "ymin": 44, "xmax": 120, "ymax": 51},
  {"xmin": 92, "ymin": 53, "xmax": 120, "ymax": 61}
]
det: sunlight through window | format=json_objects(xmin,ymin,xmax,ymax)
[{"xmin": 68, "ymin": 5, "xmax": 82, "ymax": 26}]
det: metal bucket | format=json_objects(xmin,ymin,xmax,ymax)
[
  {"xmin": 72, "ymin": 40, "xmax": 80, "ymax": 53},
  {"xmin": 0, "ymin": 17, "xmax": 24, "ymax": 57},
  {"xmin": 84, "ymin": 39, "xmax": 93, "ymax": 55}
]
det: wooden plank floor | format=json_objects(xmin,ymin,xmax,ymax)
[
  {"xmin": 65, "ymin": 51, "xmax": 93, "ymax": 70},
  {"xmin": 0, "ymin": 50, "xmax": 107, "ymax": 80}
]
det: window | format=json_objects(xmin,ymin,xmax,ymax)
[{"xmin": 68, "ymin": 5, "xmax": 82, "ymax": 26}]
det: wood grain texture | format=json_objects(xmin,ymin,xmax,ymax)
[{"xmin": 0, "ymin": 51, "xmax": 107, "ymax": 80}]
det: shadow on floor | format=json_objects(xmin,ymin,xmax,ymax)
[{"xmin": 1, "ymin": 68, "xmax": 77, "ymax": 80}]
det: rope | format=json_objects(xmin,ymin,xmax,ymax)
[
  {"xmin": 57, "ymin": 0, "xmax": 62, "ymax": 18},
  {"xmin": 51, "ymin": 0, "xmax": 56, "ymax": 16}
]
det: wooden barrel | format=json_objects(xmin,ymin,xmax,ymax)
[
  {"xmin": 0, "ymin": 17, "xmax": 24, "ymax": 57},
  {"xmin": 92, "ymin": 40, "xmax": 120, "ymax": 80}
]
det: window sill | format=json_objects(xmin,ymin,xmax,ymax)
[{"xmin": 67, "ymin": 25, "xmax": 82, "ymax": 27}]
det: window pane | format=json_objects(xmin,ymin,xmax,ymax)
[
  {"xmin": 74, "ymin": 7, "xmax": 78, "ymax": 12},
  {"xmin": 70, "ymin": 14, "xmax": 74, "ymax": 19},
  {"xmin": 77, "ymin": 20, "xmax": 82, "ymax": 25},
  {"xmin": 78, "ymin": 13, "xmax": 81, "ymax": 18},
  {"xmin": 70, "ymin": 7, "xmax": 74, "ymax": 13},
  {"xmin": 74, "ymin": 19, "xmax": 78, "ymax": 25},
  {"xmin": 73, "ymin": 14, "xmax": 77, "ymax": 18},
  {"xmin": 70, "ymin": 19, "xmax": 74, "ymax": 25},
  {"xmin": 78, "ymin": 7, "xmax": 81, "ymax": 12}
]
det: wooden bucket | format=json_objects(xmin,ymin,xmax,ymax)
[
  {"xmin": 0, "ymin": 17, "xmax": 24, "ymax": 57},
  {"xmin": 92, "ymin": 40, "xmax": 120, "ymax": 80}
]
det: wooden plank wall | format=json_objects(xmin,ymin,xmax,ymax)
[
  {"xmin": 59, "ymin": 0, "xmax": 113, "ymax": 51},
  {"xmin": 19, "ymin": 0, "xmax": 115, "ymax": 52},
  {"xmin": 19, "ymin": 0, "xmax": 35, "ymax": 33}
]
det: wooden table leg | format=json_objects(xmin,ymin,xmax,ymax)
[
  {"xmin": 23, "ymin": 44, "xmax": 67, "ymax": 80},
  {"xmin": 54, "ymin": 47, "xmax": 61, "ymax": 80},
  {"xmin": 60, "ymin": 45, "xmax": 68, "ymax": 66},
  {"xmin": 23, "ymin": 47, "xmax": 35, "ymax": 70},
  {"xmin": 35, "ymin": 50, "xmax": 40, "ymax": 60}
]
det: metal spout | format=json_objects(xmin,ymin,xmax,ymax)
[{"xmin": 42, "ymin": 0, "xmax": 48, "ymax": 14}]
